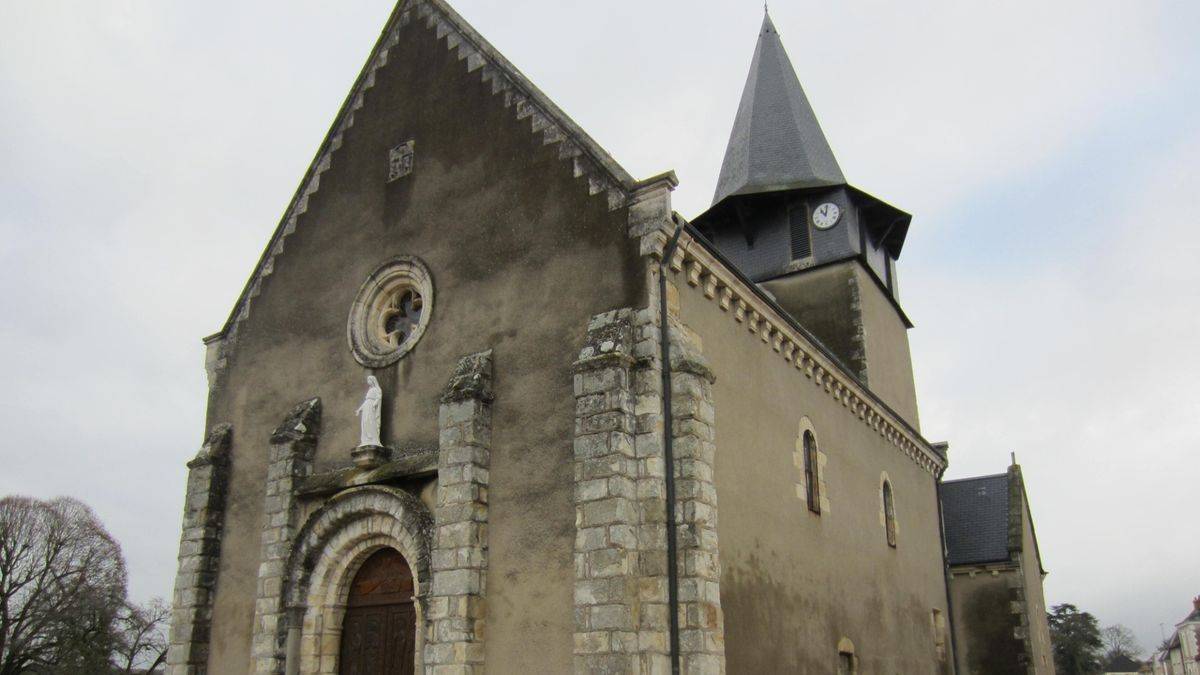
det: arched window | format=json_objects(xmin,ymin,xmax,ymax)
[
  {"xmin": 883, "ymin": 481, "xmax": 897, "ymax": 547},
  {"xmin": 837, "ymin": 637, "xmax": 857, "ymax": 674},
  {"xmin": 838, "ymin": 651, "xmax": 855, "ymax": 675},
  {"xmin": 803, "ymin": 431, "xmax": 820, "ymax": 514}
]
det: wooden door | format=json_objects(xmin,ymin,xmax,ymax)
[{"xmin": 338, "ymin": 548, "xmax": 416, "ymax": 675}]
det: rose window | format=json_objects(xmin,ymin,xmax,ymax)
[
  {"xmin": 378, "ymin": 289, "xmax": 424, "ymax": 348},
  {"xmin": 348, "ymin": 257, "xmax": 434, "ymax": 367}
]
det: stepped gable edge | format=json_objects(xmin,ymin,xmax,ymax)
[{"xmin": 204, "ymin": 0, "xmax": 642, "ymax": 378}]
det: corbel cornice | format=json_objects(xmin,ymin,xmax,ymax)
[{"xmin": 646, "ymin": 225, "xmax": 946, "ymax": 477}]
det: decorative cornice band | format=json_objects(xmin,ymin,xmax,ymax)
[{"xmin": 653, "ymin": 228, "xmax": 946, "ymax": 477}]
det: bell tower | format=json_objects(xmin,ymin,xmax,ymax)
[{"xmin": 693, "ymin": 11, "xmax": 920, "ymax": 425}]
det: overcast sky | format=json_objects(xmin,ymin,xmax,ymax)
[{"xmin": 2, "ymin": 0, "xmax": 1197, "ymax": 655}]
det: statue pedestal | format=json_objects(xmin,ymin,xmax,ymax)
[{"xmin": 351, "ymin": 444, "xmax": 392, "ymax": 470}]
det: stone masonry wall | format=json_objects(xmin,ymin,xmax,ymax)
[
  {"xmin": 666, "ymin": 321, "xmax": 725, "ymax": 674},
  {"xmin": 1006, "ymin": 464, "xmax": 1044, "ymax": 675},
  {"xmin": 166, "ymin": 423, "xmax": 233, "ymax": 675},
  {"xmin": 630, "ymin": 305, "xmax": 672, "ymax": 675},
  {"xmin": 571, "ymin": 300, "xmax": 725, "ymax": 675},
  {"xmin": 572, "ymin": 309, "xmax": 658, "ymax": 674},
  {"xmin": 250, "ymin": 398, "xmax": 322, "ymax": 674},
  {"xmin": 424, "ymin": 350, "xmax": 494, "ymax": 674}
]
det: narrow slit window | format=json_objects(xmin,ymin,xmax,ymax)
[
  {"xmin": 883, "ymin": 481, "xmax": 897, "ymax": 547},
  {"xmin": 803, "ymin": 431, "xmax": 820, "ymax": 514}
]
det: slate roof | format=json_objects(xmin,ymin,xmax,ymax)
[
  {"xmin": 712, "ymin": 11, "xmax": 845, "ymax": 206},
  {"xmin": 1102, "ymin": 653, "xmax": 1145, "ymax": 672},
  {"xmin": 942, "ymin": 473, "xmax": 1012, "ymax": 566}
]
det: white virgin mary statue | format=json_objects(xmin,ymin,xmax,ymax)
[{"xmin": 356, "ymin": 375, "xmax": 383, "ymax": 447}]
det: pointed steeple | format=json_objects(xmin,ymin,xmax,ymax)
[{"xmin": 712, "ymin": 11, "xmax": 845, "ymax": 205}]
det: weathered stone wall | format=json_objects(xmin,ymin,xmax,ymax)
[
  {"xmin": 1013, "ymin": 473, "xmax": 1054, "ymax": 675},
  {"xmin": 251, "ymin": 399, "xmax": 321, "ymax": 674},
  {"xmin": 760, "ymin": 260, "xmax": 920, "ymax": 429},
  {"xmin": 850, "ymin": 263, "xmax": 921, "ymax": 430},
  {"xmin": 194, "ymin": 2, "xmax": 645, "ymax": 671},
  {"xmin": 673, "ymin": 247, "xmax": 950, "ymax": 673},
  {"xmin": 949, "ymin": 568, "xmax": 1024, "ymax": 674},
  {"xmin": 667, "ymin": 317, "xmax": 725, "ymax": 674},
  {"xmin": 570, "ymin": 299, "xmax": 726, "ymax": 675},
  {"xmin": 424, "ymin": 350, "xmax": 494, "ymax": 673},
  {"xmin": 166, "ymin": 424, "xmax": 233, "ymax": 675},
  {"xmin": 173, "ymin": 0, "xmax": 958, "ymax": 672},
  {"xmin": 571, "ymin": 309, "xmax": 653, "ymax": 673}
]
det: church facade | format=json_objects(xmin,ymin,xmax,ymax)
[{"xmin": 164, "ymin": 1, "xmax": 1048, "ymax": 673}]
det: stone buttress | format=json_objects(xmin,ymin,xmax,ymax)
[
  {"xmin": 166, "ymin": 423, "xmax": 233, "ymax": 675},
  {"xmin": 571, "ymin": 302, "xmax": 726, "ymax": 675},
  {"xmin": 424, "ymin": 350, "xmax": 494, "ymax": 673},
  {"xmin": 251, "ymin": 399, "xmax": 323, "ymax": 674}
]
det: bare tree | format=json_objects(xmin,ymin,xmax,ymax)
[
  {"xmin": 1102, "ymin": 623, "xmax": 1143, "ymax": 660},
  {"xmin": 0, "ymin": 496, "xmax": 127, "ymax": 675},
  {"xmin": 114, "ymin": 598, "xmax": 170, "ymax": 674}
]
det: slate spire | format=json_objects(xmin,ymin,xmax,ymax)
[{"xmin": 712, "ymin": 11, "xmax": 845, "ymax": 205}]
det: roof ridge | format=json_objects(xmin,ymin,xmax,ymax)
[
  {"xmin": 941, "ymin": 472, "xmax": 1008, "ymax": 485},
  {"xmin": 205, "ymin": 0, "xmax": 640, "ymax": 380}
]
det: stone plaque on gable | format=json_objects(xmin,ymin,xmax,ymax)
[{"xmin": 388, "ymin": 140, "xmax": 414, "ymax": 182}]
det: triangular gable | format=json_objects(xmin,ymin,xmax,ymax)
[{"xmin": 206, "ymin": 0, "xmax": 640, "ymax": 372}]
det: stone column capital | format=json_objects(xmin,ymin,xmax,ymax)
[
  {"xmin": 269, "ymin": 397, "xmax": 322, "ymax": 447},
  {"xmin": 187, "ymin": 423, "xmax": 233, "ymax": 469},
  {"xmin": 441, "ymin": 349, "xmax": 495, "ymax": 404}
]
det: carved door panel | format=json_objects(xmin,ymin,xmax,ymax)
[
  {"xmin": 339, "ymin": 604, "xmax": 415, "ymax": 675},
  {"xmin": 338, "ymin": 548, "xmax": 416, "ymax": 675}
]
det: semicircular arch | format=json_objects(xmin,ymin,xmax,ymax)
[{"xmin": 283, "ymin": 485, "xmax": 434, "ymax": 675}]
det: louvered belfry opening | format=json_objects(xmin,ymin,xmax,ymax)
[{"xmin": 788, "ymin": 201, "xmax": 812, "ymax": 260}]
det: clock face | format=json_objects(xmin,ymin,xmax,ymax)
[{"xmin": 813, "ymin": 202, "xmax": 841, "ymax": 230}]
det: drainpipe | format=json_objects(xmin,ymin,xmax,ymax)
[
  {"xmin": 935, "ymin": 461, "xmax": 960, "ymax": 675},
  {"xmin": 659, "ymin": 220, "xmax": 685, "ymax": 675}
]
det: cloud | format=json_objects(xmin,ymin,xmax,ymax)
[{"xmin": 909, "ymin": 121, "xmax": 1200, "ymax": 648}]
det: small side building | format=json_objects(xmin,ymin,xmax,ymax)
[
  {"xmin": 1153, "ymin": 597, "xmax": 1200, "ymax": 675},
  {"xmin": 942, "ymin": 461, "xmax": 1054, "ymax": 674},
  {"xmin": 1103, "ymin": 653, "xmax": 1148, "ymax": 674}
]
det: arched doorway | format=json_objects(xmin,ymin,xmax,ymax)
[{"xmin": 338, "ymin": 548, "xmax": 416, "ymax": 675}]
